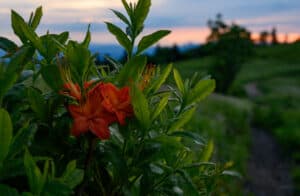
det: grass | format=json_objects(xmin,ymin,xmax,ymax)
[
  {"xmin": 187, "ymin": 93, "xmax": 253, "ymax": 195},
  {"xmin": 256, "ymin": 42, "xmax": 300, "ymax": 63},
  {"xmin": 173, "ymin": 56, "xmax": 214, "ymax": 78},
  {"xmin": 173, "ymin": 42, "xmax": 300, "ymax": 194}
]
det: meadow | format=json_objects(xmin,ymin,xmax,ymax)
[{"xmin": 174, "ymin": 42, "xmax": 300, "ymax": 194}]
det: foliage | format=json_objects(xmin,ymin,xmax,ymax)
[
  {"xmin": 188, "ymin": 94, "xmax": 252, "ymax": 195},
  {"xmin": 0, "ymin": 1, "xmax": 230, "ymax": 195},
  {"xmin": 175, "ymin": 40, "xmax": 300, "ymax": 194}
]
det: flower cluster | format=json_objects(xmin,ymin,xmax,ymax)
[{"xmin": 62, "ymin": 82, "xmax": 133, "ymax": 140}]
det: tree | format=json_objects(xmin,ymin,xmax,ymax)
[
  {"xmin": 207, "ymin": 13, "xmax": 227, "ymax": 42},
  {"xmin": 271, "ymin": 27, "xmax": 278, "ymax": 45},
  {"xmin": 259, "ymin": 31, "xmax": 269, "ymax": 45},
  {"xmin": 206, "ymin": 15, "xmax": 253, "ymax": 93}
]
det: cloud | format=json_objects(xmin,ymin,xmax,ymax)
[{"xmin": 0, "ymin": 0, "xmax": 299, "ymax": 45}]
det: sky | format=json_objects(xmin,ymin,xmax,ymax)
[{"xmin": 0, "ymin": 0, "xmax": 300, "ymax": 46}]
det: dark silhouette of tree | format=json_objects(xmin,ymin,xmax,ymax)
[
  {"xmin": 259, "ymin": 31, "xmax": 269, "ymax": 45},
  {"xmin": 147, "ymin": 44, "xmax": 185, "ymax": 64},
  {"xmin": 207, "ymin": 13, "xmax": 227, "ymax": 42},
  {"xmin": 271, "ymin": 27, "xmax": 278, "ymax": 45},
  {"xmin": 170, "ymin": 44, "xmax": 182, "ymax": 61},
  {"xmin": 206, "ymin": 14, "xmax": 253, "ymax": 93},
  {"xmin": 294, "ymin": 36, "xmax": 300, "ymax": 43}
]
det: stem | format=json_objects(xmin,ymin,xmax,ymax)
[
  {"xmin": 84, "ymin": 137, "xmax": 97, "ymax": 170},
  {"xmin": 95, "ymin": 166, "xmax": 107, "ymax": 196},
  {"xmin": 122, "ymin": 139, "xmax": 127, "ymax": 156},
  {"xmin": 128, "ymin": 37, "xmax": 136, "ymax": 61},
  {"xmin": 151, "ymin": 172, "xmax": 172, "ymax": 190},
  {"xmin": 76, "ymin": 136, "xmax": 97, "ymax": 196}
]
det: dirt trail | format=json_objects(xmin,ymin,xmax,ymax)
[
  {"xmin": 244, "ymin": 83, "xmax": 294, "ymax": 195},
  {"xmin": 245, "ymin": 128, "xmax": 294, "ymax": 196}
]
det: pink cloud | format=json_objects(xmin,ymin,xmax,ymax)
[{"xmin": 156, "ymin": 27, "xmax": 210, "ymax": 45}]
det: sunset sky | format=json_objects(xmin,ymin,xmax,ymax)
[{"xmin": 0, "ymin": 0, "xmax": 299, "ymax": 45}]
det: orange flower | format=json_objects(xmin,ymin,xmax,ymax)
[
  {"xmin": 63, "ymin": 82, "xmax": 133, "ymax": 140},
  {"xmin": 100, "ymin": 83, "xmax": 133, "ymax": 125}
]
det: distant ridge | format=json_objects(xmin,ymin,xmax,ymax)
[{"xmin": 0, "ymin": 43, "xmax": 200, "ymax": 60}]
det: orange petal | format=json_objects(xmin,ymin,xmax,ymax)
[
  {"xmin": 89, "ymin": 118, "xmax": 110, "ymax": 140},
  {"xmin": 68, "ymin": 105, "xmax": 82, "ymax": 117},
  {"xmin": 71, "ymin": 117, "xmax": 89, "ymax": 136},
  {"xmin": 115, "ymin": 111, "xmax": 126, "ymax": 125},
  {"xmin": 100, "ymin": 83, "xmax": 119, "ymax": 106}
]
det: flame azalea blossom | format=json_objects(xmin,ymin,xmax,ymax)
[
  {"xmin": 63, "ymin": 82, "xmax": 133, "ymax": 140},
  {"xmin": 100, "ymin": 83, "xmax": 134, "ymax": 125}
]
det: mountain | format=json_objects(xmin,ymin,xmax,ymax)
[
  {"xmin": 89, "ymin": 44, "xmax": 125, "ymax": 59},
  {"xmin": 0, "ymin": 43, "xmax": 200, "ymax": 61}
]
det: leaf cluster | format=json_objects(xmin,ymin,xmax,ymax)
[{"xmin": 0, "ymin": 1, "xmax": 232, "ymax": 195}]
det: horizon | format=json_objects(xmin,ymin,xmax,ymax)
[{"xmin": 0, "ymin": 0, "xmax": 300, "ymax": 45}]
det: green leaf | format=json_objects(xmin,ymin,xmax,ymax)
[
  {"xmin": 168, "ymin": 107, "xmax": 196, "ymax": 132},
  {"xmin": 0, "ymin": 159, "xmax": 25, "ymax": 180},
  {"xmin": 117, "ymin": 55, "xmax": 147, "ymax": 86},
  {"xmin": 43, "ymin": 180, "xmax": 72, "ymax": 196},
  {"xmin": 9, "ymin": 123, "xmax": 37, "ymax": 158},
  {"xmin": 173, "ymin": 69, "xmax": 185, "ymax": 95},
  {"xmin": 0, "ymin": 184, "xmax": 19, "ymax": 196},
  {"xmin": 222, "ymin": 170, "xmax": 242, "ymax": 179},
  {"xmin": 102, "ymin": 144, "xmax": 128, "ymax": 183},
  {"xmin": 48, "ymin": 32, "xmax": 68, "ymax": 53},
  {"xmin": 187, "ymin": 79, "xmax": 215, "ymax": 104},
  {"xmin": 81, "ymin": 24, "xmax": 91, "ymax": 48},
  {"xmin": 200, "ymin": 140, "xmax": 214, "ymax": 162},
  {"xmin": 105, "ymin": 22, "xmax": 131, "ymax": 54},
  {"xmin": 24, "ymin": 149, "xmax": 44, "ymax": 194},
  {"xmin": 137, "ymin": 30, "xmax": 171, "ymax": 54},
  {"xmin": 0, "ymin": 46, "xmax": 33, "ymax": 101},
  {"xmin": 41, "ymin": 160, "xmax": 50, "ymax": 188},
  {"xmin": 56, "ymin": 31, "xmax": 69, "ymax": 43},
  {"xmin": 131, "ymin": 85, "xmax": 150, "ymax": 129},
  {"xmin": 6, "ymin": 47, "xmax": 32, "ymax": 75},
  {"xmin": 152, "ymin": 136, "xmax": 183, "ymax": 164},
  {"xmin": 169, "ymin": 131, "xmax": 205, "ymax": 146},
  {"xmin": 0, "ymin": 37, "xmax": 18, "ymax": 54},
  {"xmin": 11, "ymin": 10, "xmax": 27, "ymax": 43},
  {"xmin": 27, "ymin": 87, "xmax": 47, "ymax": 121},
  {"xmin": 176, "ymin": 169, "xmax": 199, "ymax": 195},
  {"xmin": 0, "ymin": 109, "xmax": 13, "ymax": 165},
  {"xmin": 146, "ymin": 64, "xmax": 172, "ymax": 94},
  {"xmin": 11, "ymin": 10, "xmax": 46, "ymax": 54},
  {"xmin": 22, "ymin": 192, "xmax": 34, "ymax": 196},
  {"xmin": 41, "ymin": 65, "xmax": 63, "ymax": 91},
  {"xmin": 66, "ymin": 41, "xmax": 91, "ymax": 85},
  {"xmin": 30, "ymin": 6, "xmax": 42, "ymax": 30},
  {"xmin": 134, "ymin": 0, "xmax": 151, "ymax": 33},
  {"xmin": 151, "ymin": 93, "xmax": 170, "ymax": 121},
  {"xmin": 104, "ymin": 55, "xmax": 122, "ymax": 71},
  {"xmin": 121, "ymin": 0, "xmax": 132, "ymax": 18},
  {"xmin": 61, "ymin": 160, "xmax": 84, "ymax": 189},
  {"xmin": 111, "ymin": 9, "xmax": 130, "ymax": 25},
  {"xmin": 40, "ymin": 32, "xmax": 68, "ymax": 62}
]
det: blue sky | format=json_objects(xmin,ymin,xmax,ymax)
[{"xmin": 0, "ymin": 0, "xmax": 299, "ymax": 45}]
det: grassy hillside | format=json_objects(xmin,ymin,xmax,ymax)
[{"xmin": 173, "ymin": 42, "xmax": 300, "ymax": 194}]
